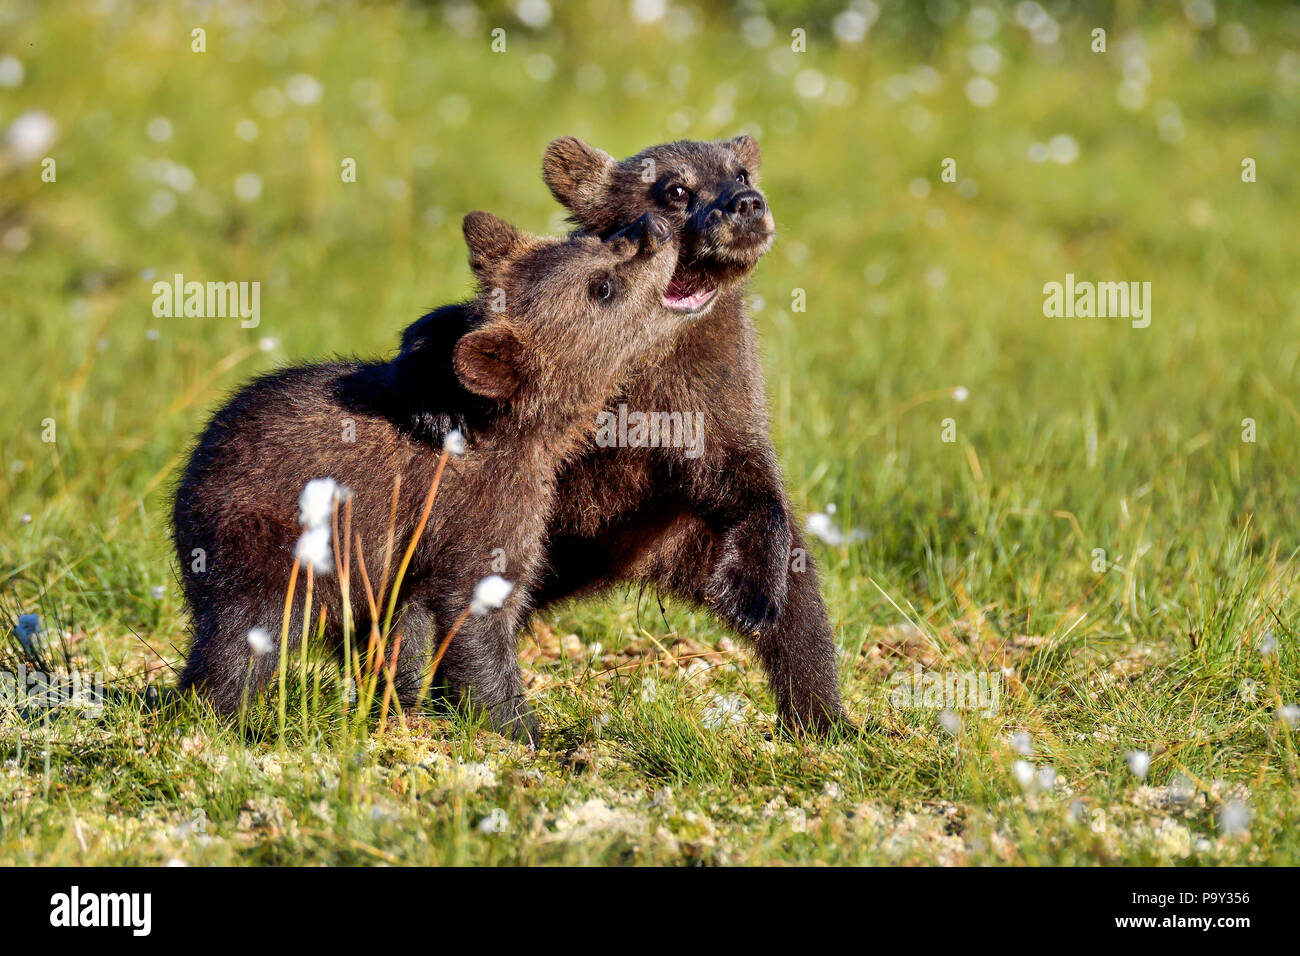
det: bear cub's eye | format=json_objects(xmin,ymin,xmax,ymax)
[
  {"xmin": 736, "ymin": 169, "xmax": 750, "ymax": 185},
  {"xmin": 666, "ymin": 184, "xmax": 690, "ymax": 204},
  {"xmin": 590, "ymin": 277, "xmax": 616, "ymax": 302}
]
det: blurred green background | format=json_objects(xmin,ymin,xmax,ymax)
[
  {"xmin": 1, "ymin": 0, "xmax": 1299, "ymax": 864},
  {"xmin": 4, "ymin": 0, "xmax": 1298, "ymax": 648}
]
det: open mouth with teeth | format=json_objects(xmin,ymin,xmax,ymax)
[{"xmin": 661, "ymin": 266, "xmax": 719, "ymax": 314}]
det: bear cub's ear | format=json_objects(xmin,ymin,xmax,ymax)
[
  {"xmin": 454, "ymin": 324, "xmax": 525, "ymax": 402},
  {"xmin": 542, "ymin": 137, "xmax": 616, "ymax": 219},
  {"xmin": 727, "ymin": 134, "xmax": 761, "ymax": 174},
  {"xmin": 463, "ymin": 211, "xmax": 521, "ymax": 281}
]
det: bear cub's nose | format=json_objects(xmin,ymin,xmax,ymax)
[
  {"xmin": 646, "ymin": 214, "xmax": 671, "ymax": 247},
  {"xmin": 729, "ymin": 190, "xmax": 766, "ymax": 221}
]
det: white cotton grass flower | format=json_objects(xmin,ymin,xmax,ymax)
[
  {"xmin": 952, "ymin": 385, "xmax": 970, "ymax": 403},
  {"xmin": 1279, "ymin": 704, "xmax": 1300, "ymax": 729},
  {"xmin": 1219, "ymin": 798, "xmax": 1251, "ymax": 837},
  {"xmin": 968, "ymin": 6, "xmax": 999, "ymax": 39},
  {"xmin": 1010, "ymin": 760, "xmax": 1054, "ymax": 794},
  {"xmin": 470, "ymin": 574, "xmax": 513, "ymax": 616},
  {"xmin": 246, "ymin": 627, "xmax": 274, "ymax": 656},
  {"xmin": 146, "ymin": 116, "xmax": 173, "ymax": 142},
  {"xmin": 1011, "ymin": 759, "xmax": 1035, "ymax": 790},
  {"xmin": 741, "ymin": 16, "xmax": 774, "ymax": 47},
  {"xmin": 805, "ymin": 510, "xmax": 867, "ymax": 548},
  {"xmin": 938, "ymin": 709, "xmax": 962, "ymax": 736},
  {"xmin": 284, "ymin": 73, "xmax": 323, "ymax": 106},
  {"xmin": 1126, "ymin": 749, "xmax": 1151, "ymax": 780},
  {"xmin": 0, "ymin": 56, "xmax": 25, "ymax": 89},
  {"xmin": 964, "ymin": 76, "xmax": 997, "ymax": 108},
  {"xmin": 969, "ymin": 43, "xmax": 1001, "ymax": 75},
  {"xmin": 298, "ymin": 477, "xmax": 348, "ymax": 529},
  {"xmin": 443, "ymin": 429, "xmax": 466, "ymax": 456},
  {"xmin": 1047, "ymin": 133, "xmax": 1079, "ymax": 165},
  {"xmin": 1009, "ymin": 730, "xmax": 1033, "ymax": 756},
  {"xmin": 806, "ymin": 512, "xmax": 843, "ymax": 546},
  {"xmin": 150, "ymin": 585, "xmax": 166, "ymax": 600},
  {"xmin": 515, "ymin": 0, "xmax": 552, "ymax": 29},
  {"xmin": 234, "ymin": 171, "xmax": 262, "ymax": 202},
  {"xmin": 631, "ymin": 0, "xmax": 668, "ymax": 25},
  {"xmin": 832, "ymin": 6, "xmax": 876, "ymax": 45},
  {"xmin": 794, "ymin": 68, "xmax": 827, "ymax": 100},
  {"xmin": 5, "ymin": 110, "xmax": 57, "ymax": 163},
  {"xmin": 294, "ymin": 526, "xmax": 333, "ymax": 574},
  {"xmin": 1258, "ymin": 630, "xmax": 1278, "ymax": 656}
]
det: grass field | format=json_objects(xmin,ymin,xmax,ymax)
[{"xmin": 2, "ymin": 0, "xmax": 1299, "ymax": 865}]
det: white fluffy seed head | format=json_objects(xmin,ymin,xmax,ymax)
[
  {"xmin": 443, "ymin": 429, "xmax": 467, "ymax": 456},
  {"xmin": 6, "ymin": 110, "xmax": 57, "ymax": 163},
  {"xmin": 805, "ymin": 512, "xmax": 844, "ymax": 547},
  {"xmin": 295, "ymin": 526, "xmax": 333, "ymax": 574},
  {"xmin": 470, "ymin": 574, "xmax": 513, "ymax": 616},
  {"xmin": 938, "ymin": 709, "xmax": 962, "ymax": 736},
  {"xmin": 1012, "ymin": 759, "xmax": 1035, "ymax": 789},
  {"xmin": 247, "ymin": 627, "xmax": 273, "ymax": 656},
  {"xmin": 1219, "ymin": 799, "xmax": 1251, "ymax": 836},
  {"xmin": 298, "ymin": 477, "xmax": 345, "ymax": 529},
  {"xmin": 1125, "ymin": 749, "xmax": 1150, "ymax": 779}
]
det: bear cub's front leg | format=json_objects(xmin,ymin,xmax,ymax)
[
  {"xmin": 395, "ymin": 594, "xmax": 539, "ymax": 747},
  {"xmin": 706, "ymin": 496, "xmax": 792, "ymax": 631}
]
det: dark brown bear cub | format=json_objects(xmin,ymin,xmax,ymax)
[
  {"xmin": 537, "ymin": 136, "xmax": 848, "ymax": 734},
  {"xmin": 173, "ymin": 211, "xmax": 678, "ymax": 743},
  {"xmin": 402, "ymin": 137, "xmax": 848, "ymax": 734}
]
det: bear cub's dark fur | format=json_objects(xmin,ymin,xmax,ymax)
[
  {"xmin": 402, "ymin": 136, "xmax": 849, "ymax": 734},
  {"xmin": 173, "ymin": 211, "xmax": 679, "ymax": 743}
]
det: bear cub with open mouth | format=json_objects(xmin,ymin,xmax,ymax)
[{"xmin": 401, "ymin": 136, "xmax": 848, "ymax": 734}]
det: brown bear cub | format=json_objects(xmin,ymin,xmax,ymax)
[
  {"xmin": 401, "ymin": 137, "xmax": 849, "ymax": 734},
  {"xmin": 173, "ymin": 211, "xmax": 678, "ymax": 743}
]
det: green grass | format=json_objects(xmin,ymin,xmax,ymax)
[{"xmin": 2, "ymin": 0, "xmax": 1299, "ymax": 865}]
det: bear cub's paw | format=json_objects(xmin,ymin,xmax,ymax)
[{"xmin": 490, "ymin": 696, "xmax": 540, "ymax": 749}]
